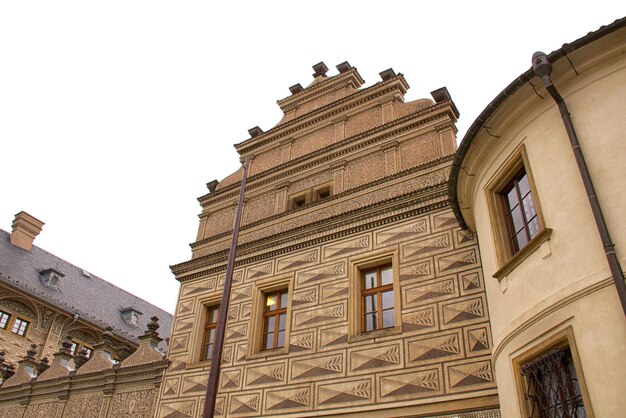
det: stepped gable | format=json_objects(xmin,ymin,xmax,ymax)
[{"xmin": 213, "ymin": 61, "xmax": 439, "ymax": 193}]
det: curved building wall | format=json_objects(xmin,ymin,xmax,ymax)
[{"xmin": 455, "ymin": 27, "xmax": 626, "ymax": 418}]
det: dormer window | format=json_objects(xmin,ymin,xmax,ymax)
[
  {"xmin": 40, "ymin": 268, "xmax": 65, "ymax": 290},
  {"xmin": 120, "ymin": 307, "xmax": 143, "ymax": 327}
]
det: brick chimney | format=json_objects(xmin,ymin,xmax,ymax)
[{"xmin": 10, "ymin": 211, "xmax": 44, "ymax": 251}]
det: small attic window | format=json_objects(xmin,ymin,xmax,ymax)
[
  {"xmin": 315, "ymin": 185, "xmax": 332, "ymax": 201},
  {"xmin": 80, "ymin": 269, "xmax": 91, "ymax": 278},
  {"xmin": 120, "ymin": 307, "xmax": 143, "ymax": 327},
  {"xmin": 291, "ymin": 194, "xmax": 307, "ymax": 209},
  {"xmin": 40, "ymin": 268, "xmax": 65, "ymax": 290}
]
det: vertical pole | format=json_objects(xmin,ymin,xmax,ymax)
[{"xmin": 203, "ymin": 156, "xmax": 251, "ymax": 418}]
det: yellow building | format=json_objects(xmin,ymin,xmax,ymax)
[
  {"xmin": 157, "ymin": 62, "xmax": 499, "ymax": 417},
  {"xmin": 450, "ymin": 17, "xmax": 626, "ymax": 418}
]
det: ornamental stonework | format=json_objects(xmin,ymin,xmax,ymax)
[{"xmin": 160, "ymin": 64, "xmax": 499, "ymax": 417}]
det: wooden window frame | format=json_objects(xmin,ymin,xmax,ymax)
[
  {"xmin": 200, "ymin": 305, "xmax": 220, "ymax": 361},
  {"xmin": 247, "ymin": 274, "xmax": 293, "ymax": 359},
  {"xmin": 485, "ymin": 144, "xmax": 551, "ymax": 280},
  {"xmin": 512, "ymin": 326, "xmax": 594, "ymax": 418},
  {"xmin": 0, "ymin": 310, "xmax": 10, "ymax": 330},
  {"xmin": 361, "ymin": 264, "xmax": 395, "ymax": 332},
  {"xmin": 500, "ymin": 167, "xmax": 541, "ymax": 254},
  {"xmin": 261, "ymin": 289, "xmax": 288, "ymax": 350},
  {"xmin": 348, "ymin": 250, "xmax": 401, "ymax": 342},
  {"xmin": 69, "ymin": 340, "xmax": 94, "ymax": 359},
  {"xmin": 11, "ymin": 317, "xmax": 29, "ymax": 337}
]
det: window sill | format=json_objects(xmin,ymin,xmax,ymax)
[
  {"xmin": 493, "ymin": 227, "xmax": 552, "ymax": 281},
  {"xmin": 348, "ymin": 325, "xmax": 402, "ymax": 343},
  {"xmin": 246, "ymin": 346, "xmax": 288, "ymax": 360},
  {"xmin": 185, "ymin": 359, "xmax": 211, "ymax": 370}
]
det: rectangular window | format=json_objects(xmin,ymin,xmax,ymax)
[
  {"xmin": 290, "ymin": 194, "xmax": 307, "ymax": 209},
  {"xmin": 501, "ymin": 167, "xmax": 540, "ymax": 254},
  {"xmin": 361, "ymin": 265, "xmax": 395, "ymax": 332},
  {"xmin": 262, "ymin": 290, "xmax": 288, "ymax": 350},
  {"xmin": 521, "ymin": 347, "xmax": 586, "ymax": 418},
  {"xmin": 348, "ymin": 251, "xmax": 401, "ymax": 341},
  {"xmin": 11, "ymin": 318, "xmax": 29, "ymax": 336},
  {"xmin": 69, "ymin": 341, "xmax": 93, "ymax": 358},
  {"xmin": 314, "ymin": 185, "xmax": 332, "ymax": 201},
  {"xmin": 83, "ymin": 347, "xmax": 93, "ymax": 358},
  {"xmin": 200, "ymin": 305, "xmax": 220, "ymax": 361},
  {"xmin": 0, "ymin": 310, "xmax": 9, "ymax": 329},
  {"xmin": 485, "ymin": 145, "xmax": 550, "ymax": 279},
  {"xmin": 248, "ymin": 274, "xmax": 292, "ymax": 358}
]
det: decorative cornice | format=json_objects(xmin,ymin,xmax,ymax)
[
  {"xmin": 173, "ymin": 175, "xmax": 451, "ymax": 280},
  {"xmin": 194, "ymin": 155, "xmax": 454, "ymax": 247},
  {"xmin": 199, "ymin": 101, "xmax": 455, "ymax": 206},
  {"xmin": 234, "ymin": 75, "xmax": 409, "ymax": 154}
]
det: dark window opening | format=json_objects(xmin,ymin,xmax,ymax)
[{"xmin": 521, "ymin": 347, "xmax": 586, "ymax": 418}]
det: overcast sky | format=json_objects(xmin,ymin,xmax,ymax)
[{"xmin": 1, "ymin": 2, "xmax": 623, "ymax": 314}]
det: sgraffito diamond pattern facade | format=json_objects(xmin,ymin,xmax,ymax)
[{"xmin": 157, "ymin": 63, "xmax": 498, "ymax": 417}]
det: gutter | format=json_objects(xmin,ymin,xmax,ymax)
[
  {"xmin": 532, "ymin": 52, "xmax": 626, "ymax": 316},
  {"xmin": 448, "ymin": 17, "xmax": 626, "ymax": 230}
]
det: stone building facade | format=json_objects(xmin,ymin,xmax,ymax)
[
  {"xmin": 0, "ymin": 317, "xmax": 168, "ymax": 417},
  {"xmin": 157, "ymin": 63, "xmax": 500, "ymax": 417}
]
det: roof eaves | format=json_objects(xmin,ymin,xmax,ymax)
[{"xmin": 448, "ymin": 16, "xmax": 626, "ymax": 230}]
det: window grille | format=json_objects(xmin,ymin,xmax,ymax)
[{"xmin": 521, "ymin": 348, "xmax": 586, "ymax": 418}]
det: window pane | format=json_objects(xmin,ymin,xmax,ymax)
[
  {"xmin": 364, "ymin": 313, "xmax": 377, "ymax": 331},
  {"xmin": 522, "ymin": 194, "xmax": 537, "ymax": 222},
  {"xmin": 70, "ymin": 343, "xmax": 77, "ymax": 356},
  {"xmin": 364, "ymin": 294, "xmax": 377, "ymax": 313},
  {"xmin": 363, "ymin": 271, "xmax": 377, "ymax": 289},
  {"xmin": 204, "ymin": 343, "xmax": 213, "ymax": 360},
  {"xmin": 278, "ymin": 314, "xmax": 286, "ymax": 331},
  {"xmin": 518, "ymin": 173, "xmax": 530, "ymax": 197},
  {"xmin": 381, "ymin": 267, "xmax": 393, "ymax": 285},
  {"xmin": 506, "ymin": 187, "xmax": 519, "ymax": 209},
  {"xmin": 208, "ymin": 329, "xmax": 216, "ymax": 343},
  {"xmin": 264, "ymin": 316, "xmax": 275, "ymax": 333},
  {"xmin": 277, "ymin": 331, "xmax": 285, "ymax": 348},
  {"xmin": 510, "ymin": 207, "xmax": 525, "ymax": 233},
  {"xmin": 515, "ymin": 229, "xmax": 529, "ymax": 250},
  {"xmin": 265, "ymin": 294, "xmax": 277, "ymax": 311},
  {"xmin": 528, "ymin": 216, "xmax": 540, "ymax": 239},
  {"xmin": 382, "ymin": 290, "xmax": 394, "ymax": 309},
  {"xmin": 0, "ymin": 312, "xmax": 8, "ymax": 329},
  {"xmin": 208, "ymin": 307, "xmax": 219, "ymax": 323},
  {"xmin": 84, "ymin": 348, "xmax": 93, "ymax": 358},
  {"xmin": 263, "ymin": 332, "xmax": 275, "ymax": 350},
  {"xmin": 382, "ymin": 309, "xmax": 395, "ymax": 328},
  {"xmin": 280, "ymin": 292, "xmax": 288, "ymax": 309}
]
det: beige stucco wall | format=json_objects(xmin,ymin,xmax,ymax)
[{"xmin": 456, "ymin": 29, "xmax": 626, "ymax": 418}]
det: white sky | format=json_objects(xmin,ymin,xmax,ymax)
[{"xmin": 1, "ymin": 2, "xmax": 623, "ymax": 314}]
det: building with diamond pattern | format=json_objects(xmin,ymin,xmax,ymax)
[{"xmin": 157, "ymin": 61, "xmax": 499, "ymax": 417}]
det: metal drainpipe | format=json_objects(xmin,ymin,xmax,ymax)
[
  {"xmin": 532, "ymin": 52, "xmax": 626, "ymax": 316},
  {"xmin": 203, "ymin": 156, "xmax": 251, "ymax": 418}
]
